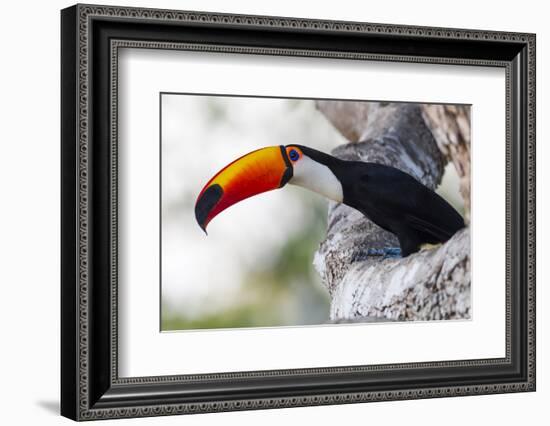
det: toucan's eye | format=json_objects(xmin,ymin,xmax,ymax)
[{"xmin": 289, "ymin": 149, "xmax": 300, "ymax": 162}]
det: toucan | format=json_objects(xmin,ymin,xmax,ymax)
[{"xmin": 195, "ymin": 145, "xmax": 465, "ymax": 257}]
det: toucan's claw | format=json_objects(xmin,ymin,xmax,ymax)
[{"xmin": 366, "ymin": 247, "xmax": 402, "ymax": 259}]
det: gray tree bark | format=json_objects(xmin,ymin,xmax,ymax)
[
  {"xmin": 422, "ymin": 104, "xmax": 471, "ymax": 222},
  {"xmin": 314, "ymin": 101, "xmax": 471, "ymax": 322}
]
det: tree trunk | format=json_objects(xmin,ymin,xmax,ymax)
[
  {"xmin": 422, "ymin": 104, "xmax": 471, "ymax": 222},
  {"xmin": 314, "ymin": 101, "xmax": 471, "ymax": 322}
]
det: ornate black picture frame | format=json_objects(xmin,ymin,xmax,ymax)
[{"xmin": 61, "ymin": 4, "xmax": 536, "ymax": 421}]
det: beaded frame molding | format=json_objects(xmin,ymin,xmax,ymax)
[{"xmin": 61, "ymin": 3, "xmax": 536, "ymax": 421}]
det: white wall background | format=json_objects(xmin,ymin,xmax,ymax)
[{"xmin": 0, "ymin": 0, "xmax": 546, "ymax": 424}]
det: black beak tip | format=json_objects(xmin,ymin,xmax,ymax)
[
  {"xmin": 194, "ymin": 206, "xmax": 208, "ymax": 235},
  {"xmin": 199, "ymin": 223, "xmax": 208, "ymax": 235},
  {"xmin": 195, "ymin": 184, "xmax": 223, "ymax": 235}
]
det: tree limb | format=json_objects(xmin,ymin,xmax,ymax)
[{"xmin": 314, "ymin": 101, "xmax": 471, "ymax": 322}]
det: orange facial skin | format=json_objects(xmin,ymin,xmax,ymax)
[
  {"xmin": 284, "ymin": 145, "xmax": 303, "ymax": 162},
  {"xmin": 195, "ymin": 146, "xmax": 293, "ymax": 232}
]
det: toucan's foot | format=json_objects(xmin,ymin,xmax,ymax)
[
  {"xmin": 366, "ymin": 247, "xmax": 402, "ymax": 259},
  {"xmin": 383, "ymin": 247, "xmax": 402, "ymax": 258}
]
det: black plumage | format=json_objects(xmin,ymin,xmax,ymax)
[{"xmin": 296, "ymin": 145, "xmax": 465, "ymax": 256}]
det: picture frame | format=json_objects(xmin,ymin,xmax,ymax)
[{"xmin": 60, "ymin": 3, "xmax": 536, "ymax": 421}]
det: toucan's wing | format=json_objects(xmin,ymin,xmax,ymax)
[
  {"xmin": 402, "ymin": 209, "xmax": 460, "ymax": 242},
  {"xmin": 353, "ymin": 163, "xmax": 465, "ymax": 244}
]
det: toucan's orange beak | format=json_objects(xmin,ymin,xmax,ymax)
[{"xmin": 195, "ymin": 146, "xmax": 293, "ymax": 232}]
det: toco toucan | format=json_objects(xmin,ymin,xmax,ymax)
[{"xmin": 195, "ymin": 145, "xmax": 465, "ymax": 257}]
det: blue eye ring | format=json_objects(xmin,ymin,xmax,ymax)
[{"xmin": 289, "ymin": 149, "xmax": 300, "ymax": 161}]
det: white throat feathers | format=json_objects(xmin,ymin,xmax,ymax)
[{"xmin": 288, "ymin": 155, "xmax": 344, "ymax": 203}]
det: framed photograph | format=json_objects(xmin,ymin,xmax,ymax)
[{"xmin": 61, "ymin": 4, "xmax": 536, "ymax": 421}]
